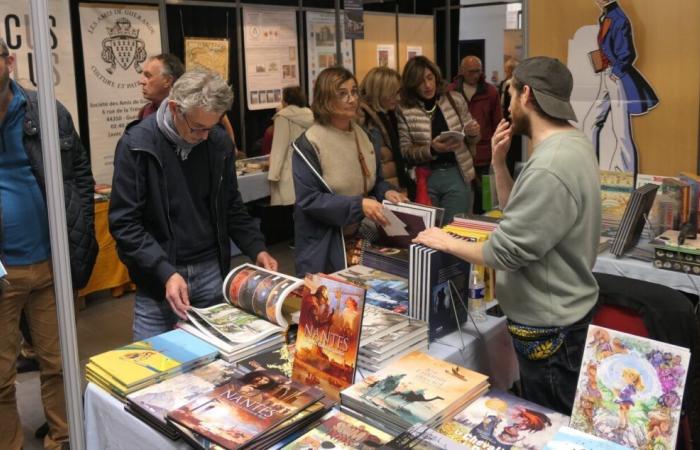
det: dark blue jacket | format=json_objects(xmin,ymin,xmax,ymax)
[
  {"xmin": 0, "ymin": 85, "xmax": 97, "ymax": 289},
  {"xmin": 109, "ymin": 115, "xmax": 266, "ymax": 300},
  {"xmin": 598, "ymin": 1, "xmax": 658, "ymax": 115},
  {"xmin": 292, "ymin": 127, "xmax": 393, "ymax": 277}
]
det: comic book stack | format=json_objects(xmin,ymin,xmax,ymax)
[{"xmin": 85, "ymin": 329, "xmax": 218, "ymax": 400}]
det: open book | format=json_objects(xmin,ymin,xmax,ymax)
[{"xmin": 181, "ymin": 264, "xmax": 303, "ymax": 361}]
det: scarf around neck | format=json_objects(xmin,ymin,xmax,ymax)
[{"xmin": 156, "ymin": 98, "xmax": 198, "ymax": 161}]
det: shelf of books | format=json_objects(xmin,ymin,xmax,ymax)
[{"xmin": 85, "ymin": 205, "xmax": 692, "ymax": 449}]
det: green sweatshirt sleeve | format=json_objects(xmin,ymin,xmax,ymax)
[{"xmin": 483, "ymin": 168, "xmax": 580, "ymax": 272}]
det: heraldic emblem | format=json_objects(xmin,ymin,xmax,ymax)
[{"xmin": 101, "ymin": 17, "xmax": 147, "ymax": 74}]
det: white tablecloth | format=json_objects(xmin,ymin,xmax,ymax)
[
  {"xmin": 594, "ymin": 250, "xmax": 700, "ymax": 295},
  {"xmin": 237, "ymin": 171, "xmax": 270, "ymax": 203}
]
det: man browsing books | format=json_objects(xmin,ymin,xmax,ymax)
[
  {"xmin": 110, "ymin": 69, "xmax": 277, "ymax": 340},
  {"xmin": 414, "ymin": 57, "xmax": 601, "ymax": 414}
]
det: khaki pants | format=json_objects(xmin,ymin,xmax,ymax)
[{"xmin": 0, "ymin": 260, "xmax": 68, "ymax": 450}]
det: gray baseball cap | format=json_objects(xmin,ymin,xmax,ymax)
[{"xmin": 513, "ymin": 56, "xmax": 577, "ymax": 122}]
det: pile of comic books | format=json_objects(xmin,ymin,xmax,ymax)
[
  {"xmin": 85, "ymin": 329, "xmax": 218, "ymax": 400},
  {"xmin": 340, "ymin": 351, "xmax": 489, "ymax": 435},
  {"xmin": 178, "ymin": 263, "xmax": 303, "ymax": 362},
  {"xmin": 281, "ymin": 410, "xmax": 394, "ymax": 449}
]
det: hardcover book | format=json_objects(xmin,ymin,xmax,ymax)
[
  {"xmin": 237, "ymin": 344, "xmax": 296, "ymax": 378},
  {"xmin": 168, "ymin": 369, "xmax": 324, "ymax": 449},
  {"xmin": 569, "ymin": 325, "xmax": 690, "ymax": 449},
  {"xmin": 88, "ymin": 329, "xmax": 218, "ymax": 388},
  {"xmin": 292, "ymin": 273, "xmax": 366, "ymax": 401},
  {"xmin": 438, "ymin": 389, "xmax": 569, "ymax": 450},
  {"xmin": 282, "ymin": 411, "xmax": 392, "ymax": 449},
  {"xmin": 333, "ymin": 264, "xmax": 409, "ymax": 314}
]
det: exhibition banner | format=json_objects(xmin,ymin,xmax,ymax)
[
  {"xmin": 242, "ymin": 6, "xmax": 299, "ymax": 111},
  {"xmin": 184, "ymin": 37, "xmax": 229, "ymax": 81},
  {"xmin": 79, "ymin": 3, "xmax": 161, "ymax": 184},
  {"xmin": 0, "ymin": 0, "xmax": 79, "ymax": 130},
  {"xmin": 306, "ymin": 11, "xmax": 354, "ymax": 102}
]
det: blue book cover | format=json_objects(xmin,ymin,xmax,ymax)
[{"xmin": 147, "ymin": 329, "xmax": 219, "ymax": 363}]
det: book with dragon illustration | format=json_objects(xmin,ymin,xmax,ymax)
[
  {"xmin": 340, "ymin": 351, "xmax": 489, "ymax": 433},
  {"xmin": 569, "ymin": 325, "xmax": 690, "ymax": 449},
  {"xmin": 282, "ymin": 410, "xmax": 392, "ymax": 449},
  {"xmin": 291, "ymin": 273, "xmax": 366, "ymax": 402},
  {"xmin": 438, "ymin": 389, "xmax": 569, "ymax": 450}
]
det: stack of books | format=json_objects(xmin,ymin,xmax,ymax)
[
  {"xmin": 85, "ymin": 329, "xmax": 218, "ymax": 400},
  {"xmin": 358, "ymin": 318, "xmax": 429, "ymax": 372},
  {"xmin": 281, "ymin": 410, "xmax": 393, "ymax": 449},
  {"xmin": 609, "ymin": 183, "xmax": 658, "ymax": 256},
  {"xmin": 179, "ymin": 263, "xmax": 303, "ymax": 362},
  {"xmin": 360, "ymin": 243, "xmax": 410, "ymax": 279},
  {"xmin": 333, "ymin": 264, "xmax": 409, "ymax": 314},
  {"xmin": 167, "ymin": 369, "xmax": 327, "ymax": 449},
  {"xmin": 340, "ymin": 351, "xmax": 489, "ymax": 435},
  {"xmin": 125, "ymin": 360, "xmax": 237, "ymax": 439}
]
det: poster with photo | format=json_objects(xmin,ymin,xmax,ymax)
[
  {"xmin": 243, "ymin": 6, "xmax": 299, "ymax": 110},
  {"xmin": 305, "ymin": 11, "xmax": 354, "ymax": 102},
  {"xmin": 377, "ymin": 44, "xmax": 396, "ymax": 69},
  {"xmin": 184, "ymin": 37, "xmax": 229, "ymax": 81},
  {"xmin": 407, "ymin": 46, "xmax": 423, "ymax": 60},
  {"xmin": 79, "ymin": 3, "xmax": 161, "ymax": 184},
  {"xmin": 343, "ymin": 0, "xmax": 364, "ymax": 39},
  {"xmin": 1, "ymin": 0, "xmax": 80, "ymax": 131}
]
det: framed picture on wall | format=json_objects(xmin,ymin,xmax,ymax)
[{"xmin": 184, "ymin": 37, "xmax": 230, "ymax": 81}]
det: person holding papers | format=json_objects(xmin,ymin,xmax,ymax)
[
  {"xmin": 414, "ymin": 57, "xmax": 601, "ymax": 415},
  {"xmin": 397, "ymin": 56, "xmax": 480, "ymax": 222},
  {"xmin": 292, "ymin": 67, "xmax": 407, "ymax": 277}
]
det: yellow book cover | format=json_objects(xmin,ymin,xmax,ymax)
[{"xmin": 441, "ymin": 227, "xmax": 495, "ymax": 301}]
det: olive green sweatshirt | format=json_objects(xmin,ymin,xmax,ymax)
[{"xmin": 482, "ymin": 130, "xmax": 601, "ymax": 327}]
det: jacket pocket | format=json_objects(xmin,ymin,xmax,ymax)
[{"xmin": 60, "ymin": 135, "xmax": 75, "ymax": 179}]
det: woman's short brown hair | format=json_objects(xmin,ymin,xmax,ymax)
[
  {"xmin": 282, "ymin": 86, "xmax": 307, "ymax": 108},
  {"xmin": 400, "ymin": 55, "xmax": 444, "ymax": 108},
  {"xmin": 312, "ymin": 66, "xmax": 358, "ymax": 125},
  {"xmin": 360, "ymin": 66, "xmax": 401, "ymax": 112}
]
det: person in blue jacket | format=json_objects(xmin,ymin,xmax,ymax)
[
  {"xmin": 583, "ymin": 0, "xmax": 658, "ymax": 174},
  {"xmin": 292, "ymin": 67, "xmax": 407, "ymax": 277}
]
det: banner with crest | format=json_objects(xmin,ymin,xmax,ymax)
[{"xmin": 79, "ymin": 3, "xmax": 161, "ymax": 184}]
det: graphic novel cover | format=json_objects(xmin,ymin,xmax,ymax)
[
  {"xmin": 438, "ymin": 389, "xmax": 569, "ymax": 450},
  {"xmin": 544, "ymin": 426, "xmax": 630, "ymax": 450},
  {"xmin": 333, "ymin": 265, "xmax": 409, "ymax": 314},
  {"xmin": 292, "ymin": 273, "xmax": 366, "ymax": 401},
  {"xmin": 282, "ymin": 411, "xmax": 392, "ymax": 449},
  {"xmin": 169, "ymin": 369, "xmax": 324, "ymax": 449},
  {"xmin": 237, "ymin": 344, "xmax": 296, "ymax": 378},
  {"xmin": 89, "ymin": 329, "xmax": 217, "ymax": 387},
  {"xmin": 569, "ymin": 325, "xmax": 690, "ymax": 449}
]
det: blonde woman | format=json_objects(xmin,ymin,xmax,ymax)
[
  {"xmin": 292, "ymin": 67, "xmax": 406, "ymax": 276},
  {"xmin": 398, "ymin": 56, "xmax": 480, "ymax": 222},
  {"xmin": 358, "ymin": 66, "xmax": 414, "ymax": 198}
]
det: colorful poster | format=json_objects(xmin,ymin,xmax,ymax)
[
  {"xmin": 79, "ymin": 3, "xmax": 161, "ymax": 184},
  {"xmin": 377, "ymin": 44, "xmax": 396, "ymax": 69},
  {"xmin": 1, "ymin": 0, "xmax": 79, "ymax": 130},
  {"xmin": 569, "ymin": 325, "xmax": 690, "ymax": 449},
  {"xmin": 343, "ymin": 0, "xmax": 364, "ymax": 39},
  {"xmin": 243, "ymin": 6, "xmax": 299, "ymax": 111},
  {"xmin": 305, "ymin": 11, "xmax": 354, "ymax": 103},
  {"xmin": 184, "ymin": 37, "xmax": 229, "ymax": 81}
]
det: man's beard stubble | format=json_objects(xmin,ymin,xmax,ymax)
[{"xmin": 510, "ymin": 109, "xmax": 531, "ymax": 139}]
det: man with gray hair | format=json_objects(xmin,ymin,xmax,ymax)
[{"xmin": 110, "ymin": 69, "xmax": 277, "ymax": 340}]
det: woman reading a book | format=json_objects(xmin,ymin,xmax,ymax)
[
  {"xmin": 397, "ymin": 56, "xmax": 480, "ymax": 223},
  {"xmin": 292, "ymin": 67, "xmax": 407, "ymax": 276}
]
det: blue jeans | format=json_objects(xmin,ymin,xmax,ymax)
[
  {"xmin": 515, "ymin": 311, "xmax": 592, "ymax": 415},
  {"xmin": 133, "ymin": 258, "xmax": 224, "ymax": 341}
]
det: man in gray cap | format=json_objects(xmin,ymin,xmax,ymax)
[{"xmin": 415, "ymin": 56, "xmax": 601, "ymax": 414}]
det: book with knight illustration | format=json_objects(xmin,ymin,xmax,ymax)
[
  {"xmin": 438, "ymin": 389, "xmax": 569, "ymax": 450},
  {"xmin": 569, "ymin": 325, "xmax": 690, "ymax": 449},
  {"xmin": 291, "ymin": 273, "xmax": 366, "ymax": 401}
]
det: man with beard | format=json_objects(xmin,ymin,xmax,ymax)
[
  {"xmin": 110, "ymin": 69, "xmax": 277, "ymax": 340},
  {"xmin": 415, "ymin": 57, "xmax": 600, "ymax": 414},
  {"xmin": 0, "ymin": 37, "xmax": 97, "ymax": 449}
]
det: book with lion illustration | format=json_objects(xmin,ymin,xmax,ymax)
[{"xmin": 569, "ymin": 325, "xmax": 690, "ymax": 449}]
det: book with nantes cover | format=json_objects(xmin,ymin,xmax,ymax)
[
  {"xmin": 168, "ymin": 369, "xmax": 324, "ymax": 449},
  {"xmin": 292, "ymin": 273, "xmax": 366, "ymax": 401}
]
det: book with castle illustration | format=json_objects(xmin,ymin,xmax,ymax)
[
  {"xmin": 168, "ymin": 369, "xmax": 324, "ymax": 449},
  {"xmin": 437, "ymin": 389, "xmax": 569, "ymax": 449},
  {"xmin": 182, "ymin": 264, "xmax": 303, "ymax": 359},
  {"xmin": 291, "ymin": 273, "xmax": 366, "ymax": 402},
  {"xmin": 569, "ymin": 325, "xmax": 690, "ymax": 450},
  {"xmin": 340, "ymin": 351, "xmax": 489, "ymax": 435},
  {"xmin": 282, "ymin": 410, "xmax": 393, "ymax": 449}
]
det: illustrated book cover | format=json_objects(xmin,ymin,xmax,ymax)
[
  {"xmin": 544, "ymin": 426, "xmax": 630, "ymax": 450},
  {"xmin": 282, "ymin": 410, "xmax": 392, "ymax": 449},
  {"xmin": 333, "ymin": 264, "xmax": 409, "ymax": 314}
]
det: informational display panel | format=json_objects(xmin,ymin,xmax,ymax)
[
  {"xmin": 243, "ymin": 6, "xmax": 299, "ymax": 111},
  {"xmin": 184, "ymin": 37, "xmax": 229, "ymax": 81},
  {"xmin": 79, "ymin": 3, "xmax": 161, "ymax": 184},
  {"xmin": 306, "ymin": 10, "xmax": 354, "ymax": 102},
  {"xmin": 1, "ymin": 0, "xmax": 80, "ymax": 131}
]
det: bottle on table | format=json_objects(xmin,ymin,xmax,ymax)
[{"xmin": 468, "ymin": 269, "xmax": 487, "ymax": 322}]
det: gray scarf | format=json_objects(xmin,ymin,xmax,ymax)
[{"xmin": 156, "ymin": 98, "xmax": 198, "ymax": 161}]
